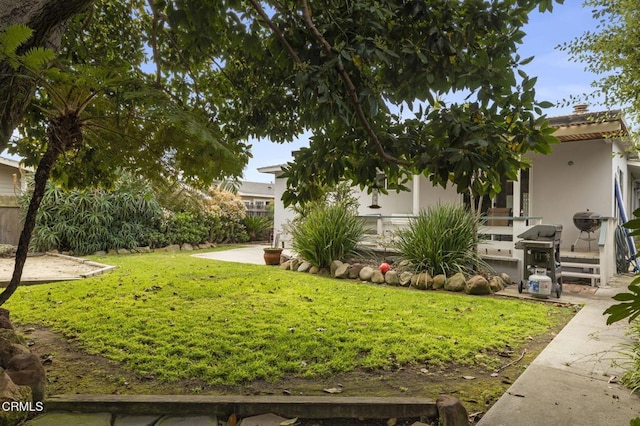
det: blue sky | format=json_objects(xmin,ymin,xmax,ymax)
[{"xmin": 244, "ymin": 1, "xmax": 604, "ymax": 183}]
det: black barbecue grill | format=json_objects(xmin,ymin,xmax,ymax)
[
  {"xmin": 515, "ymin": 224, "xmax": 563, "ymax": 298},
  {"xmin": 572, "ymin": 210, "xmax": 602, "ymax": 251}
]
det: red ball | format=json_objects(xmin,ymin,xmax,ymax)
[{"xmin": 379, "ymin": 263, "xmax": 390, "ymax": 273}]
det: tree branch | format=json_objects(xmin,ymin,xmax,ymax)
[
  {"xmin": 298, "ymin": 0, "xmax": 409, "ymax": 167},
  {"xmin": 247, "ymin": 0, "xmax": 302, "ymax": 65}
]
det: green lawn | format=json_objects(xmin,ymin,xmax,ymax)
[{"xmin": 6, "ymin": 248, "xmax": 575, "ymax": 385}]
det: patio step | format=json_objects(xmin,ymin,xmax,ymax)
[{"xmin": 560, "ymin": 260, "xmax": 600, "ymax": 287}]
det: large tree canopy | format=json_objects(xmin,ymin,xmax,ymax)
[
  {"xmin": 560, "ymin": 0, "xmax": 640, "ymax": 128},
  {"xmin": 1, "ymin": 0, "xmax": 563, "ymax": 200}
]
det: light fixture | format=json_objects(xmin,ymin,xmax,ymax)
[{"xmin": 369, "ymin": 183, "xmax": 381, "ymax": 209}]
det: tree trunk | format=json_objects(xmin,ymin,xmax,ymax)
[
  {"xmin": 0, "ymin": 0, "xmax": 93, "ymax": 146},
  {"xmin": 0, "ymin": 110, "xmax": 79, "ymax": 306}
]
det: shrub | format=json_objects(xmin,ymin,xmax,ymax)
[
  {"xmin": 244, "ymin": 215, "xmax": 272, "ymax": 241},
  {"xmin": 165, "ymin": 212, "xmax": 209, "ymax": 245},
  {"xmin": 395, "ymin": 204, "xmax": 487, "ymax": 276},
  {"xmin": 23, "ymin": 178, "xmax": 165, "ymax": 254},
  {"xmin": 291, "ymin": 203, "xmax": 367, "ymax": 268}
]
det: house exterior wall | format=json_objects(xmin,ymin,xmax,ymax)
[
  {"xmin": 0, "ymin": 163, "xmax": 21, "ymax": 203},
  {"xmin": 417, "ymin": 177, "xmax": 462, "ymax": 209},
  {"xmin": 0, "ymin": 162, "xmax": 25, "ymax": 245},
  {"xmin": 272, "ymin": 175, "xmax": 296, "ymax": 246},
  {"xmin": 529, "ymin": 139, "xmax": 613, "ymax": 250}
]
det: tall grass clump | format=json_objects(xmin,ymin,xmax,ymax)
[
  {"xmin": 620, "ymin": 324, "xmax": 640, "ymax": 394},
  {"xmin": 291, "ymin": 203, "xmax": 367, "ymax": 268},
  {"xmin": 395, "ymin": 204, "xmax": 486, "ymax": 276}
]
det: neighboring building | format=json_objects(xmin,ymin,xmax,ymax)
[
  {"xmin": 237, "ymin": 181, "xmax": 275, "ymax": 217},
  {"xmin": 0, "ymin": 157, "xmax": 31, "ymax": 245},
  {"xmin": 260, "ymin": 106, "xmax": 636, "ymax": 287}
]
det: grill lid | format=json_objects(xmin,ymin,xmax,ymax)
[{"xmin": 573, "ymin": 210, "xmax": 601, "ymax": 232}]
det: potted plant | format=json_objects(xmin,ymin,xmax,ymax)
[
  {"xmin": 263, "ymin": 247, "xmax": 283, "ymax": 265},
  {"xmin": 263, "ymin": 233, "xmax": 283, "ymax": 265}
]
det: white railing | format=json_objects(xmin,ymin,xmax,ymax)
[
  {"xmin": 358, "ymin": 214, "xmax": 542, "ymax": 256},
  {"xmin": 477, "ymin": 216, "xmax": 543, "ymax": 257}
]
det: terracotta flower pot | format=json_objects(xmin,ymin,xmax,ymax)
[{"xmin": 263, "ymin": 248, "xmax": 283, "ymax": 265}]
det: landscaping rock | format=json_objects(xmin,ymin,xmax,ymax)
[
  {"xmin": 371, "ymin": 270, "xmax": 386, "ymax": 284},
  {"xmin": 489, "ymin": 276, "xmax": 506, "ymax": 293},
  {"xmin": 165, "ymin": 244, "xmax": 181, "ymax": 252},
  {"xmin": 413, "ymin": 272, "xmax": 432, "ymax": 290},
  {"xmin": 500, "ymin": 272, "xmax": 512, "ymax": 285},
  {"xmin": 135, "ymin": 246, "xmax": 152, "ymax": 253},
  {"xmin": 385, "ymin": 270, "xmax": 400, "ymax": 286},
  {"xmin": 436, "ymin": 395, "xmax": 469, "ymax": 426},
  {"xmin": 398, "ymin": 260, "xmax": 411, "ymax": 268},
  {"xmin": 348, "ymin": 264, "xmax": 364, "ymax": 279},
  {"xmin": 445, "ymin": 273, "xmax": 466, "ymax": 292},
  {"xmin": 0, "ymin": 329, "xmax": 24, "ymax": 346},
  {"xmin": 465, "ymin": 275, "xmax": 492, "ymax": 295},
  {"xmin": 0, "ymin": 340, "xmax": 29, "ymax": 368},
  {"xmin": 433, "ymin": 274, "xmax": 447, "ymax": 290},
  {"xmin": 5, "ymin": 353, "xmax": 45, "ymax": 402},
  {"xmin": 116, "ymin": 248, "xmax": 131, "ymax": 255},
  {"xmin": 0, "ymin": 308, "xmax": 13, "ymax": 330},
  {"xmin": 359, "ymin": 266, "xmax": 375, "ymax": 281},
  {"xmin": 290, "ymin": 258, "xmax": 301, "ymax": 271},
  {"xmin": 0, "ymin": 371, "xmax": 32, "ymax": 426},
  {"xmin": 238, "ymin": 413, "xmax": 288, "ymax": 426},
  {"xmin": 180, "ymin": 243, "xmax": 194, "ymax": 251},
  {"xmin": 334, "ymin": 263, "xmax": 350, "ymax": 279},
  {"xmin": 330, "ymin": 260, "xmax": 344, "ymax": 276},
  {"xmin": 297, "ymin": 262, "xmax": 311, "ymax": 273},
  {"xmin": 279, "ymin": 261, "xmax": 291, "ymax": 270},
  {"xmin": 399, "ymin": 271, "xmax": 413, "ymax": 287},
  {"xmin": 94, "ymin": 250, "xmax": 107, "ymax": 256},
  {"xmin": 309, "ymin": 266, "xmax": 320, "ymax": 274},
  {"xmin": 156, "ymin": 415, "xmax": 218, "ymax": 425}
]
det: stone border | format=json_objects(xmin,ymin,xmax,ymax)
[
  {"xmin": 280, "ymin": 257, "xmax": 512, "ymax": 296},
  {"xmin": 46, "ymin": 252, "xmax": 117, "ymax": 278}
]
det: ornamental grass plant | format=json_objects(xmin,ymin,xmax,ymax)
[
  {"xmin": 395, "ymin": 204, "xmax": 487, "ymax": 276},
  {"xmin": 291, "ymin": 203, "xmax": 367, "ymax": 268}
]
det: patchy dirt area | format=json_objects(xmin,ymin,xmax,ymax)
[
  {"xmin": 0, "ymin": 254, "xmax": 113, "ymax": 284},
  {"xmin": 16, "ymin": 315, "xmax": 573, "ymax": 420}
]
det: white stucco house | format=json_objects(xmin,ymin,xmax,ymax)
[{"xmin": 259, "ymin": 106, "xmax": 637, "ymax": 286}]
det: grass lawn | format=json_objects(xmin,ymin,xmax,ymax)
[{"xmin": 6, "ymin": 248, "xmax": 575, "ymax": 393}]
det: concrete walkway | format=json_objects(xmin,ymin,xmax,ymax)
[
  {"xmin": 480, "ymin": 274, "xmax": 640, "ymax": 425},
  {"xmin": 192, "ymin": 245, "xmax": 292, "ymax": 265}
]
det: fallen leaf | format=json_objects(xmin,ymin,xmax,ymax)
[
  {"xmin": 608, "ymin": 375, "xmax": 618, "ymax": 384},
  {"xmin": 420, "ymin": 368, "xmax": 429, "ymax": 374},
  {"xmin": 323, "ymin": 387, "xmax": 343, "ymax": 394},
  {"xmin": 387, "ymin": 418, "xmax": 397, "ymax": 426},
  {"xmin": 462, "ymin": 375, "xmax": 476, "ymax": 380},
  {"xmin": 507, "ymin": 391, "xmax": 525, "ymax": 398},
  {"xmin": 490, "ymin": 373, "xmax": 499, "ymax": 377},
  {"xmin": 227, "ymin": 413, "xmax": 237, "ymax": 426}
]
